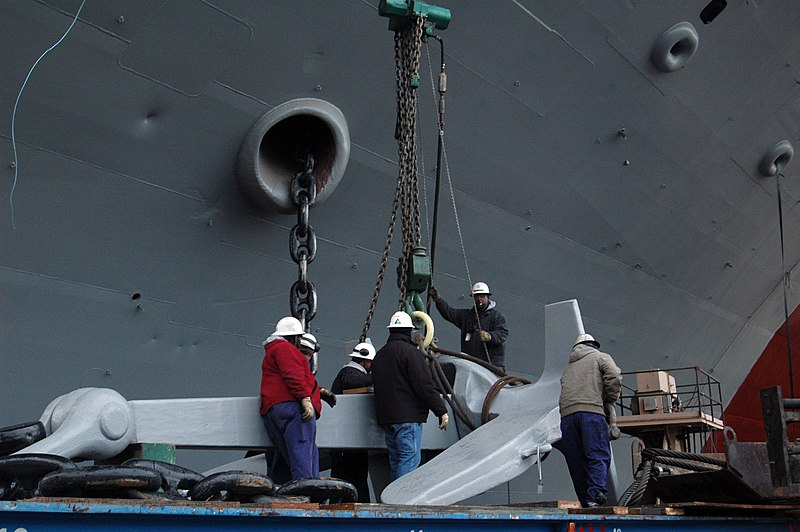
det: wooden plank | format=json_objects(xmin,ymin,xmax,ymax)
[
  {"xmin": 508, "ymin": 500, "xmax": 580, "ymax": 509},
  {"xmin": 626, "ymin": 506, "xmax": 685, "ymax": 516},
  {"xmin": 669, "ymin": 501, "xmax": 799, "ymax": 510},
  {"xmin": 616, "ymin": 411, "xmax": 724, "ymax": 431},
  {"xmin": 568, "ymin": 506, "xmax": 629, "ymax": 515}
]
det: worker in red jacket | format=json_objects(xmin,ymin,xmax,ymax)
[{"xmin": 260, "ymin": 316, "xmax": 323, "ymax": 480}]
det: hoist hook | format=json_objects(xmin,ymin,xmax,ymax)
[{"xmin": 411, "ymin": 310, "xmax": 435, "ymax": 348}]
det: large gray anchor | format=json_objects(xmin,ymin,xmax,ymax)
[
  {"xmin": 379, "ymin": 299, "xmax": 581, "ymax": 504},
  {"xmin": 15, "ymin": 300, "xmax": 591, "ymax": 505}
]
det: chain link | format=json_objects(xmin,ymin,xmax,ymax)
[
  {"xmin": 361, "ymin": 16, "xmax": 424, "ymax": 340},
  {"xmin": 289, "ymin": 155, "xmax": 318, "ymax": 329}
]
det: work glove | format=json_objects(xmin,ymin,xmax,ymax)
[
  {"xmin": 320, "ymin": 387, "xmax": 337, "ymax": 407},
  {"xmin": 428, "ymin": 285, "xmax": 440, "ymax": 301},
  {"xmin": 300, "ymin": 397, "xmax": 314, "ymax": 420},
  {"xmin": 438, "ymin": 413, "xmax": 449, "ymax": 430},
  {"xmin": 478, "ymin": 329, "xmax": 492, "ymax": 342},
  {"xmin": 604, "ymin": 402, "xmax": 620, "ymax": 440}
]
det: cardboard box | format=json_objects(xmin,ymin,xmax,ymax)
[
  {"xmin": 636, "ymin": 370, "xmax": 676, "ymax": 394},
  {"xmin": 632, "ymin": 370, "xmax": 677, "ymax": 414}
]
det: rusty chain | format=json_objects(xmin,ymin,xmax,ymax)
[{"xmin": 360, "ymin": 16, "xmax": 424, "ymax": 341}]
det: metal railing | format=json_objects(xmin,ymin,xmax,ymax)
[{"xmin": 616, "ymin": 366, "xmax": 724, "ymax": 453}]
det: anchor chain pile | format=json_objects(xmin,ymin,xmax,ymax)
[{"xmin": 0, "ymin": 421, "xmax": 357, "ymax": 503}]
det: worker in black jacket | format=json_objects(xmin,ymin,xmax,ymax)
[
  {"xmin": 331, "ymin": 342, "xmax": 375, "ymax": 394},
  {"xmin": 372, "ymin": 311, "xmax": 449, "ymax": 481},
  {"xmin": 429, "ymin": 281, "xmax": 509, "ymax": 371},
  {"xmin": 329, "ymin": 342, "xmax": 375, "ymax": 501}
]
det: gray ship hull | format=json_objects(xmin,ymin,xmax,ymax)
[{"xmin": 2, "ymin": 0, "xmax": 800, "ymax": 502}]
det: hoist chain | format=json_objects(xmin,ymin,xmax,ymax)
[
  {"xmin": 289, "ymin": 155, "xmax": 318, "ymax": 330},
  {"xmin": 360, "ymin": 16, "xmax": 424, "ymax": 341},
  {"xmin": 396, "ymin": 16, "xmax": 424, "ymax": 307},
  {"xmin": 359, "ymin": 170, "xmax": 403, "ymax": 342}
]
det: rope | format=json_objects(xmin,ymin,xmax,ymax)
[
  {"xmin": 480, "ymin": 375, "xmax": 532, "ymax": 424},
  {"xmin": 430, "ymin": 345, "xmax": 506, "ymax": 377},
  {"xmin": 423, "ymin": 38, "xmax": 444, "ymax": 290},
  {"xmin": 617, "ymin": 447, "xmax": 726, "ymax": 506},
  {"xmin": 419, "ymin": 33, "xmax": 481, "ymax": 328},
  {"xmin": 618, "ymin": 458, "xmax": 653, "ymax": 507},
  {"xmin": 641, "ymin": 447, "xmax": 727, "ymax": 467},
  {"xmin": 776, "ymin": 172, "xmax": 796, "ymax": 398},
  {"xmin": 438, "ymin": 156, "xmax": 487, "ymax": 356},
  {"xmin": 652, "ymin": 456, "xmax": 720, "ymax": 473},
  {"xmin": 423, "ymin": 343, "xmax": 534, "ymax": 432},
  {"xmin": 10, "ymin": 0, "xmax": 87, "ymax": 229},
  {"xmin": 420, "ymin": 345, "xmax": 477, "ymax": 431}
]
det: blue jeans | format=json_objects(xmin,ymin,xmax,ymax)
[
  {"xmin": 262, "ymin": 401, "xmax": 319, "ymax": 480},
  {"xmin": 382, "ymin": 422, "xmax": 423, "ymax": 481},
  {"xmin": 558, "ymin": 412, "xmax": 611, "ymax": 507}
]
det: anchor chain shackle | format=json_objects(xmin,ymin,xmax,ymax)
[
  {"xmin": 360, "ymin": 15, "xmax": 425, "ymax": 341},
  {"xmin": 289, "ymin": 155, "xmax": 318, "ymax": 328}
]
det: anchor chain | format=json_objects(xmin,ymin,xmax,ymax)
[
  {"xmin": 361, "ymin": 16, "xmax": 425, "ymax": 341},
  {"xmin": 289, "ymin": 155, "xmax": 318, "ymax": 329}
]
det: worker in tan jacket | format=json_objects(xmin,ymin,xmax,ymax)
[{"xmin": 557, "ymin": 333, "xmax": 621, "ymax": 508}]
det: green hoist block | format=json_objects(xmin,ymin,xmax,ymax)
[
  {"xmin": 379, "ymin": 0, "xmax": 451, "ymax": 32},
  {"xmin": 398, "ymin": 246, "xmax": 431, "ymax": 293}
]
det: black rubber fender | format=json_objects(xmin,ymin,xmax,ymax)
[
  {"xmin": 38, "ymin": 465, "xmax": 161, "ymax": 497},
  {"xmin": 121, "ymin": 459, "xmax": 203, "ymax": 493},
  {"xmin": 275, "ymin": 477, "xmax": 357, "ymax": 503},
  {"xmin": 0, "ymin": 422, "xmax": 46, "ymax": 456},
  {"xmin": 189, "ymin": 471, "xmax": 275, "ymax": 501}
]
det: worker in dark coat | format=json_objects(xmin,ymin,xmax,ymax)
[
  {"xmin": 556, "ymin": 333, "xmax": 622, "ymax": 508},
  {"xmin": 371, "ymin": 311, "xmax": 449, "ymax": 481},
  {"xmin": 329, "ymin": 341, "xmax": 376, "ymax": 501},
  {"xmin": 260, "ymin": 317, "xmax": 324, "ymax": 481},
  {"xmin": 331, "ymin": 342, "xmax": 375, "ymax": 394},
  {"xmin": 429, "ymin": 281, "xmax": 509, "ymax": 371}
]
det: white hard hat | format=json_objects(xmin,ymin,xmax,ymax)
[
  {"xmin": 350, "ymin": 342, "xmax": 376, "ymax": 360},
  {"xmin": 574, "ymin": 333, "xmax": 600, "ymax": 348},
  {"xmin": 471, "ymin": 282, "xmax": 491, "ymax": 295},
  {"xmin": 273, "ymin": 316, "xmax": 304, "ymax": 337},
  {"xmin": 387, "ymin": 311, "xmax": 413, "ymax": 329},
  {"xmin": 299, "ymin": 332, "xmax": 320, "ymax": 353}
]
